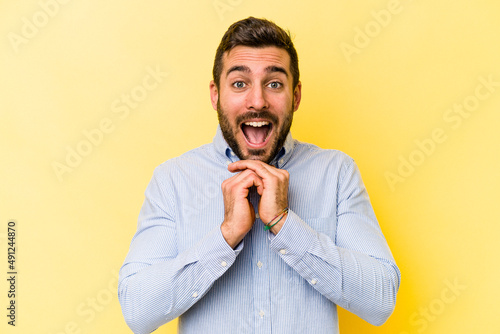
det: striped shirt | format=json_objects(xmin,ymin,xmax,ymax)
[{"xmin": 118, "ymin": 126, "xmax": 400, "ymax": 334}]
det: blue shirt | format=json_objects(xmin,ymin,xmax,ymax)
[{"xmin": 118, "ymin": 126, "xmax": 400, "ymax": 334}]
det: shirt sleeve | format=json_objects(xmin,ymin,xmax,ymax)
[
  {"xmin": 269, "ymin": 159, "xmax": 401, "ymax": 326},
  {"xmin": 118, "ymin": 167, "xmax": 241, "ymax": 334}
]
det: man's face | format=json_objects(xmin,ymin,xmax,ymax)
[{"xmin": 210, "ymin": 46, "xmax": 302, "ymax": 163}]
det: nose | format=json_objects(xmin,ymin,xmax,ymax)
[{"xmin": 246, "ymin": 85, "xmax": 269, "ymax": 110}]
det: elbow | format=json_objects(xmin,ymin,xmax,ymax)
[
  {"xmin": 119, "ymin": 292, "xmax": 159, "ymax": 334},
  {"xmin": 364, "ymin": 264, "xmax": 401, "ymax": 326},
  {"xmin": 118, "ymin": 277, "xmax": 158, "ymax": 334},
  {"xmin": 118, "ymin": 285, "xmax": 140, "ymax": 333},
  {"xmin": 370, "ymin": 301, "xmax": 396, "ymax": 326},
  {"xmin": 372, "ymin": 267, "xmax": 401, "ymax": 326},
  {"xmin": 351, "ymin": 298, "xmax": 396, "ymax": 327},
  {"xmin": 361, "ymin": 293, "xmax": 397, "ymax": 326},
  {"xmin": 118, "ymin": 274, "xmax": 178, "ymax": 334},
  {"xmin": 123, "ymin": 315, "xmax": 149, "ymax": 334}
]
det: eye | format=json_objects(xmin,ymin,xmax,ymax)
[
  {"xmin": 232, "ymin": 81, "xmax": 246, "ymax": 89},
  {"xmin": 268, "ymin": 81, "xmax": 282, "ymax": 89}
]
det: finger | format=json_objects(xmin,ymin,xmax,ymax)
[
  {"xmin": 240, "ymin": 171, "xmax": 264, "ymax": 192},
  {"xmin": 231, "ymin": 161, "xmax": 290, "ymax": 187},
  {"xmin": 225, "ymin": 169, "xmax": 264, "ymax": 193},
  {"xmin": 228, "ymin": 160, "xmax": 268, "ymax": 172},
  {"xmin": 228, "ymin": 160, "xmax": 276, "ymax": 179},
  {"xmin": 224, "ymin": 168, "xmax": 258, "ymax": 184}
]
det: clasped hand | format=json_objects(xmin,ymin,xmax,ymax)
[{"xmin": 220, "ymin": 160, "xmax": 289, "ymax": 248}]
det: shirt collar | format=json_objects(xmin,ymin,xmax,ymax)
[{"xmin": 212, "ymin": 125, "xmax": 295, "ymax": 169}]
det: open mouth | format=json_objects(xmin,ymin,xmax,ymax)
[{"xmin": 240, "ymin": 121, "xmax": 273, "ymax": 148}]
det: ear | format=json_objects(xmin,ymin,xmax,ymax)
[
  {"xmin": 292, "ymin": 81, "xmax": 302, "ymax": 112},
  {"xmin": 209, "ymin": 80, "xmax": 219, "ymax": 110}
]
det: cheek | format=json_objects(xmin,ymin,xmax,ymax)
[
  {"xmin": 269, "ymin": 91, "xmax": 293, "ymax": 108},
  {"xmin": 220, "ymin": 93, "xmax": 245, "ymax": 115}
]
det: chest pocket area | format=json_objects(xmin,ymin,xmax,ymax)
[{"xmin": 286, "ymin": 216, "xmax": 337, "ymax": 285}]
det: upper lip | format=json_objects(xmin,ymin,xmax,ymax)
[
  {"xmin": 240, "ymin": 118, "xmax": 272, "ymax": 126},
  {"xmin": 243, "ymin": 121, "xmax": 270, "ymax": 127}
]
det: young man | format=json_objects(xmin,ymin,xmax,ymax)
[{"xmin": 119, "ymin": 17, "xmax": 400, "ymax": 334}]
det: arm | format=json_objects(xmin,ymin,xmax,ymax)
[
  {"xmin": 229, "ymin": 159, "xmax": 400, "ymax": 326},
  {"xmin": 270, "ymin": 159, "xmax": 400, "ymax": 325},
  {"xmin": 118, "ymin": 168, "xmax": 240, "ymax": 334}
]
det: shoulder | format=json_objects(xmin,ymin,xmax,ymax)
[
  {"xmin": 291, "ymin": 140, "xmax": 355, "ymax": 170},
  {"xmin": 151, "ymin": 143, "xmax": 216, "ymax": 180}
]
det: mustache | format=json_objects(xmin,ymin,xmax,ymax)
[{"xmin": 235, "ymin": 111, "xmax": 278, "ymax": 125}]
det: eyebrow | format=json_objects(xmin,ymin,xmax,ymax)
[
  {"xmin": 265, "ymin": 65, "xmax": 288, "ymax": 77},
  {"xmin": 225, "ymin": 65, "xmax": 289, "ymax": 78},
  {"xmin": 226, "ymin": 65, "xmax": 250, "ymax": 77}
]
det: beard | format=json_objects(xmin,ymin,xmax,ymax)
[{"xmin": 217, "ymin": 100, "xmax": 294, "ymax": 164}]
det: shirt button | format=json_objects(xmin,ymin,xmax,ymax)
[
  {"xmin": 255, "ymin": 213, "xmax": 260, "ymax": 219},
  {"xmin": 279, "ymin": 249, "xmax": 287, "ymax": 255},
  {"xmin": 221, "ymin": 261, "xmax": 227, "ymax": 267},
  {"xmin": 259, "ymin": 310, "xmax": 265, "ymax": 318},
  {"xmin": 257, "ymin": 261, "xmax": 263, "ymax": 268},
  {"xmin": 279, "ymin": 159, "xmax": 284, "ymax": 165},
  {"xmin": 192, "ymin": 292, "xmax": 199, "ymax": 298},
  {"xmin": 311, "ymin": 279, "xmax": 317, "ymax": 285}
]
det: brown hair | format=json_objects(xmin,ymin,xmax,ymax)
[{"xmin": 212, "ymin": 17, "xmax": 299, "ymax": 89}]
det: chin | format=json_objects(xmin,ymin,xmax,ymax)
[{"xmin": 244, "ymin": 148, "xmax": 273, "ymax": 163}]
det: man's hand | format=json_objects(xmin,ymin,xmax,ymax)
[
  {"xmin": 221, "ymin": 167, "xmax": 264, "ymax": 248},
  {"xmin": 221, "ymin": 160, "xmax": 289, "ymax": 247}
]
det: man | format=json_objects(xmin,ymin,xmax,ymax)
[{"xmin": 118, "ymin": 17, "xmax": 400, "ymax": 334}]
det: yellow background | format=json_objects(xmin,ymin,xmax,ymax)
[{"xmin": 1, "ymin": 1, "xmax": 499, "ymax": 333}]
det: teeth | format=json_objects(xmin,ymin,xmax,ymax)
[{"xmin": 244, "ymin": 121, "xmax": 270, "ymax": 127}]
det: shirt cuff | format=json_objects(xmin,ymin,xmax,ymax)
[
  {"xmin": 269, "ymin": 209, "xmax": 316, "ymax": 267},
  {"xmin": 196, "ymin": 224, "xmax": 242, "ymax": 280}
]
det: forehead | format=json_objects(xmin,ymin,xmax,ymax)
[{"xmin": 222, "ymin": 46, "xmax": 291, "ymax": 75}]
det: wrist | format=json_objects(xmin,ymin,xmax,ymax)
[
  {"xmin": 220, "ymin": 220, "xmax": 244, "ymax": 249},
  {"xmin": 264, "ymin": 208, "xmax": 288, "ymax": 234},
  {"xmin": 269, "ymin": 212, "xmax": 287, "ymax": 235}
]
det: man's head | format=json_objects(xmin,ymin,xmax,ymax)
[
  {"xmin": 210, "ymin": 17, "xmax": 302, "ymax": 163},
  {"xmin": 213, "ymin": 17, "xmax": 300, "ymax": 91}
]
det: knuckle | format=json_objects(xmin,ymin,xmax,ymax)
[
  {"xmin": 279, "ymin": 171, "xmax": 289, "ymax": 181},
  {"xmin": 240, "ymin": 170, "xmax": 252, "ymax": 179}
]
